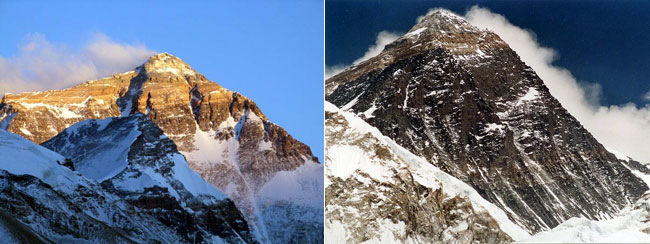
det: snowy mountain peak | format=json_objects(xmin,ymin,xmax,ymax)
[
  {"xmin": 411, "ymin": 9, "xmax": 476, "ymax": 34},
  {"xmin": 396, "ymin": 9, "xmax": 506, "ymax": 56},
  {"xmin": 326, "ymin": 8, "xmax": 508, "ymax": 95},
  {"xmin": 140, "ymin": 52, "xmax": 198, "ymax": 76}
]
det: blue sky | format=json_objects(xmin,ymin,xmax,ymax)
[{"xmin": 0, "ymin": 0, "xmax": 324, "ymax": 160}]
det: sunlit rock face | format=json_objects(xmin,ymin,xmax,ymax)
[
  {"xmin": 1, "ymin": 52, "xmax": 323, "ymax": 243},
  {"xmin": 326, "ymin": 9, "xmax": 647, "ymax": 235}
]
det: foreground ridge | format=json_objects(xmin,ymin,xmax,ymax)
[
  {"xmin": 325, "ymin": 102, "xmax": 529, "ymax": 243},
  {"xmin": 0, "ymin": 120, "xmax": 256, "ymax": 243}
]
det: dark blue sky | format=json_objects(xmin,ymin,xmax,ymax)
[
  {"xmin": 0, "ymin": 0, "xmax": 324, "ymax": 160},
  {"xmin": 326, "ymin": 0, "xmax": 650, "ymax": 106}
]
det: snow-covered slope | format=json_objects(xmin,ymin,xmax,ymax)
[
  {"xmin": 40, "ymin": 114, "xmax": 258, "ymax": 243},
  {"xmin": 42, "ymin": 115, "xmax": 228, "ymax": 203},
  {"xmin": 523, "ymin": 192, "xmax": 650, "ymax": 243},
  {"xmin": 0, "ymin": 128, "xmax": 230, "ymax": 243},
  {"xmin": 325, "ymin": 102, "xmax": 529, "ymax": 243},
  {"xmin": 0, "ymin": 129, "xmax": 78, "ymax": 192}
]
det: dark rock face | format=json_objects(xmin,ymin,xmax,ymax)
[{"xmin": 326, "ymin": 10, "xmax": 648, "ymax": 233}]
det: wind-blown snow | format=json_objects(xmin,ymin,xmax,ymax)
[
  {"xmin": 187, "ymin": 125, "xmax": 239, "ymax": 169},
  {"xmin": 185, "ymin": 114, "xmax": 269, "ymax": 242}
]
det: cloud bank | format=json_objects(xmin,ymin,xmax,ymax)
[
  {"xmin": 325, "ymin": 31, "xmax": 400, "ymax": 79},
  {"xmin": 464, "ymin": 6, "xmax": 650, "ymax": 163},
  {"xmin": 0, "ymin": 33, "xmax": 155, "ymax": 94}
]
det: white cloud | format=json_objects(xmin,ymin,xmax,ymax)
[
  {"xmin": 353, "ymin": 31, "xmax": 400, "ymax": 65},
  {"xmin": 0, "ymin": 33, "xmax": 155, "ymax": 94},
  {"xmin": 643, "ymin": 90, "xmax": 650, "ymax": 101},
  {"xmin": 325, "ymin": 31, "xmax": 400, "ymax": 80},
  {"xmin": 463, "ymin": 6, "xmax": 650, "ymax": 163}
]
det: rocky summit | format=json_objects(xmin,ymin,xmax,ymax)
[
  {"xmin": 325, "ymin": 9, "xmax": 649, "ymax": 241},
  {"xmin": 0, "ymin": 53, "xmax": 323, "ymax": 243}
]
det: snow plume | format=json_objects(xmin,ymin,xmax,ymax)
[
  {"xmin": 325, "ymin": 31, "xmax": 400, "ymax": 79},
  {"xmin": 325, "ymin": 64, "xmax": 347, "ymax": 80},
  {"xmin": 353, "ymin": 31, "xmax": 400, "ymax": 65},
  {"xmin": 463, "ymin": 6, "xmax": 650, "ymax": 163},
  {"xmin": 0, "ymin": 33, "xmax": 155, "ymax": 94}
]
